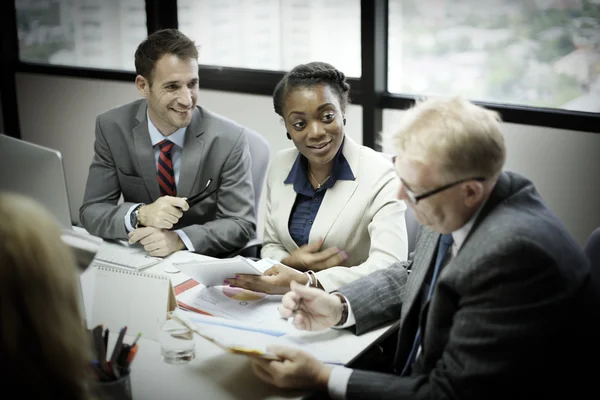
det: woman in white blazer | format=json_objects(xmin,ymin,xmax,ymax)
[{"xmin": 229, "ymin": 62, "xmax": 408, "ymax": 293}]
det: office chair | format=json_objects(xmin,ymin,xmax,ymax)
[{"xmin": 230, "ymin": 129, "xmax": 271, "ymax": 259}]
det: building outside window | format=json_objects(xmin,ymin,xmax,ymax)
[{"xmin": 388, "ymin": 0, "xmax": 600, "ymax": 112}]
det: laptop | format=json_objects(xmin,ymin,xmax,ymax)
[
  {"xmin": 0, "ymin": 134, "xmax": 73, "ymax": 229},
  {"xmin": 0, "ymin": 134, "xmax": 161, "ymax": 271}
]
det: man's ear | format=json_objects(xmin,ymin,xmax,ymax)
[
  {"xmin": 463, "ymin": 181, "xmax": 484, "ymax": 207},
  {"xmin": 135, "ymin": 75, "xmax": 149, "ymax": 97}
]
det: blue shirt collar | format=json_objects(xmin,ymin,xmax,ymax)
[
  {"xmin": 284, "ymin": 137, "xmax": 355, "ymax": 195},
  {"xmin": 147, "ymin": 111, "xmax": 186, "ymax": 148}
]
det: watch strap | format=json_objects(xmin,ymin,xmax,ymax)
[{"xmin": 333, "ymin": 293, "xmax": 349, "ymax": 327}]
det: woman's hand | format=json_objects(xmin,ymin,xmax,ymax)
[
  {"xmin": 226, "ymin": 264, "xmax": 309, "ymax": 295},
  {"xmin": 282, "ymin": 238, "xmax": 348, "ymax": 272}
]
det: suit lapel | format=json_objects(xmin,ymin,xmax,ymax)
[
  {"xmin": 133, "ymin": 102, "xmax": 160, "ymax": 200},
  {"xmin": 279, "ymin": 178, "xmax": 301, "ymax": 250},
  {"xmin": 309, "ymin": 137, "xmax": 359, "ymax": 243},
  {"xmin": 177, "ymin": 108, "xmax": 205, "ymax": 198},
  {"xmin": 400, "ymin": 229, "xmax": 439, "ymax": 326}
]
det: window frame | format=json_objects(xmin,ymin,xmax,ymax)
[{"xmin": 2, "ymin": 0, "xmax": 598, "ymax": 144}]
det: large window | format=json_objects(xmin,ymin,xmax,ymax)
[
  {"xmin": 16, "ymin": 0, "xmax": 146, "ymax": 71},
  {"xmin": 388, "ymin": 0, "xmax": 600, "ymax": 113},
  {"xmin": 178, "ymin": 0, "xmax": 362, "ymax": 77}
]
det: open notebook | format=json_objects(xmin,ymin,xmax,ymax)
[{"xmin": 92, "ymin": 241, "xmax": 163, "ymax": 271}]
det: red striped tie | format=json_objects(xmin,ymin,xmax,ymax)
[{"xmin": 157, "ymin": 140, "xmax": 176, "ymax": 197}]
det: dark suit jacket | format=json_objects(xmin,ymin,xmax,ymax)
[
  {"xmin": 338, "ymin": 171, "xmax": 600, "ymax": 399},
  {"xmin": 79, "ymin": 100, "xmax": 256, "ymax": 257}
]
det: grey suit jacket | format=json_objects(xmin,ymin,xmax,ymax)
[
  {"xmin": 79, "ymin": 99, "xmax": 256, "ymax": 257},
  {"xmin": 338, "ymin": 171, "xmax": 599, "ymax": 399}
]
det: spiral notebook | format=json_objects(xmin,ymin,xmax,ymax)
[{"xmin": 90, "ymin": 266, "xmax": 177, "ymax": 341}]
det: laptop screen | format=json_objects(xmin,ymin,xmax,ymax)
[{"xmin": 0, "ymin": 134, "xmax": 73, "ymax": 229}]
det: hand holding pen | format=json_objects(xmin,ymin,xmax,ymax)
[
  {"xmin": 287, "ymin": 278, "xmax": 311, "ymax": 325},
  {"xmin": 280, "ymin": 280, "xmax": 342, "ymax": 331},
  {"xmin": 135, "ymin": 196, "xmax": 189, "ymax": 230},
  {"xmin": 182, "ymin": 178, "xmax": 216, "ymax": 209}
]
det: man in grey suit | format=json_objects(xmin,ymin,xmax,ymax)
[
  {"xmin": 248, "ymin": 97, "xmax": 600, "ymax": 399},
  {"xmin": 80, "ymin": 29, "xmax": 256, "ymax": 257}
]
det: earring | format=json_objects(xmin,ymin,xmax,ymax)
[
  {"xmin": 286, "ymin": 132, "xmax": 292, "ymax": 140},
  {"xmin": 343, "ymin": 118, "xmax": 347, "ymax": 126}
]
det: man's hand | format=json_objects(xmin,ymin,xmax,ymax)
[
  {"xmin": 282, "ymin": 238, "xmax": 348, "ymax": 272},
  {"xmin": 250, "ymin": 345, "xmax": 332, "ymax": 391},
  {"xmin": 280, "ymin": 280, "xmax": 342, "ymax": 331},
  {"xmin": 128, "ymin": 226, "xmax": 185, "ymax": 257},
  {"xmin": 227, "ymin": 264, "xmax": 309, "ymax": 295},
  {"xmin": 138, "ymin": 196, "xmax": 189, "ymax": 229}
]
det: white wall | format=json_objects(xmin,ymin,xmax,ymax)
[
  {"xmin": 383, "ymin": 109, "xmax": 600, "ymax": 245},
  {"xmin": 15, "ymin": 73, "xmax": 363, "ymax": 238}
]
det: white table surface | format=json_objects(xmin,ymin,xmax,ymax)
[{"xmin": 80, "ymin": 238, "xmax": 392, "ymax": 400}]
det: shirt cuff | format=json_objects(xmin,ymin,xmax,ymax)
[
  {"xmin": 124, "ymin": 203, "xmax": 142, "ymax": 232},
  {"xmin": 175, "ymin": 229, "xmax": 194, "ymax": 251},
  {"xmin": 328, "ymin": 366, "xmax": 353, "ymax": 400}
]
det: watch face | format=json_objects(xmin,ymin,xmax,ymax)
[{"xmin": 131, "ymin": 209, "xmax": 138, "ymax": 228}]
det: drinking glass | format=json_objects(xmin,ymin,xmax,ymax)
[{"xmin": 158, "ymin": 318, "xmax": 196, "ymax": 364}]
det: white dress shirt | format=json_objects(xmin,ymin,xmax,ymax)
[
  {"xmin": 328, "ymin": 207, "xmax": 483, "ymax": 399},
  {"xmin": 123, "ymin": 113, "xmax": 194, "ymax": 251}
]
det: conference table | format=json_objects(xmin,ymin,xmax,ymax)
[{"xmin": 79, "ymin": 237, "xmax": 394, "ymax": 400}]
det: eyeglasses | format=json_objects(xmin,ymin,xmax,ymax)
[{"xmin": 400, "ymin": 176, "xmax": 486, "ymax": 205}]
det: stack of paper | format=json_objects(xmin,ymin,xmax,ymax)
[{"xmin": 173, "ymin": 256, "xmax": 279, "ymax": 287}]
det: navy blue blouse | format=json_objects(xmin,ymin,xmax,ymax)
[{"xmin": 285, "ymin": 140, "xmax": 355, "ymax": 247}]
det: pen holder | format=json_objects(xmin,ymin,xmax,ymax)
[{"xmin": 95, "ymin": 373, "xmax": 133, "ymax": 400}]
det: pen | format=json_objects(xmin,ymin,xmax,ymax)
[
  {"xmin": 131, "ymin": 332, "xmax": 142, "ymax": 347},
  {"xmin": 110, "ymin": 326, "xmax": 127, "ymax": 363},
  {"xmin": 109, "ymin": 360, "xmax": 120, "ymax": 379},
  {"xmin": 92, "ymin": 325, "xmax": 105, "ymax": 361},
  {"xmin": 102, "ymin": 328, "xmax": 109, "ymax": 360},
  {"xmin": 117, "ymin": 344, "xmax": 131, "ymax": 367},
  {"xmin": 123, "ymin": 344, "xmax": 139, "ymax": 374},
  {"xmin": 184, "ymin": 179, "xmax": 213, "ymax": 209},
  {"xmin": 126, "ymin": 344, "xmax": 138, "ymax": 365},
  {"xmin": 287, "ymin": 279, "xmax": 311, "ymax": 324}
]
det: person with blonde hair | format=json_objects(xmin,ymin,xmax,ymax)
[
  {"xmin": 247, "ymin": 97, "xmax": 599, "ymax": 399},
  {"xmin": 0, "ymin": 193, "xmax": 95, "ymax": 398}
]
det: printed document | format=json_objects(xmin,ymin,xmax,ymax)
[
  {"xmin": 173, "ymin": 257, "xmax": 279, "ymax": 287},
  {"xmin": 177, "ymin": 282, "xmax": 283, "ymax": 325},
  {"xmin": 173, "ymin": 309, "xmax": 343, "ymax": 365}
]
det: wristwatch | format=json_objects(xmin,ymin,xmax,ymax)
[
  {"xmin": 333, "ymin": 293, "xmax": 349, "ymax": 327},
  {"xmin": 130, "ymin": 204, "xmax": 144, "ymax": 228}
]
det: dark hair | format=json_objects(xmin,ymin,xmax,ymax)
[
  {"xmin": 273, "ymin": 61, "xmax": 351, "ymax": 117},
  {"xmin": 134, "ymin": 29, "xmax": 198, "ymax": 84}
]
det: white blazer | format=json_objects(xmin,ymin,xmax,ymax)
[{"xmin": 261, "ymin": 136, "xmax": 408, "ymax": 291}]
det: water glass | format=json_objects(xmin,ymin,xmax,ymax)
[{"xmin": 158, "ymin": 318, "xmax": 196, "ymax": 364}]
